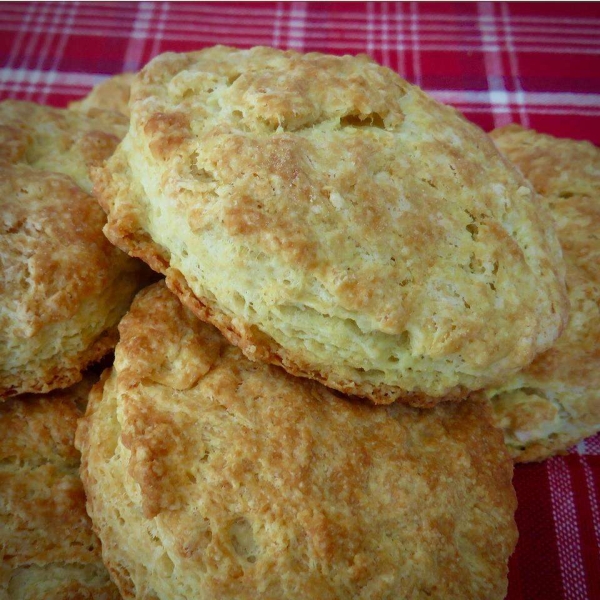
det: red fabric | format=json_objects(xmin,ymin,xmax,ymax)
[{"xmin": 1, "ymin": 2, "xmax": 599, "ymax": 598}]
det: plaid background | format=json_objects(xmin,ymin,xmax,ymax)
[{"xmin": 1, "ymin": 2, "xmax": 599, "ymax": 599}]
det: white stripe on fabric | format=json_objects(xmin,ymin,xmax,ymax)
[
  {"xmin": 40, "ymin": 1, "xmax": 79, "ymax": 104},
  {"xmin": 3, "ymin": 14, "xmax": 600, "ymax": 48},
  {"xmin": 18, "ymin": 1, "xmax": 51, "ymax": 71},
  {"xmin": 581, "ymin": 456, "xmax": 600, "ymax": 568},
  {"xmin": 25, "ymin": 1, "xmax": 59, "ymax": 102},
  {"xmin": 547, "ymin": 459, "xmax": 589, "ymax": 600},
  {"xmin": 287, "ymin": 1, "xmax": 307, "ymax": 51},
  {"xmin": 149, "ymin": 1, "xmax": 169, "ymax": 60},
  {"xmin": 410, "ymin": 1, "xmax": 422, "ymax": 86},
  {"xmin": 3, "ymin": 22, "xmax": 600, "ymax": 55},
  {"xmin": 0, "ymin": 1, "xmax": 36, "ymax": 88},
  {"xmin": 390, "ymin": 2, "xmax": 403, "ymax": 77},
  {"xmin": 106, "ymin": 3, "xmax": 600, "ymax": 28},
  {"xmin": 478, "ymin": 2, "xmax": 511, "ymax": 128},
  {"xmin": 451, "ymin": 104, "xmax": 600, "ymax": 117},
  {"xmin": 6, "ymin": 3, "xmax": 600, "ymax": 31},
  {"xmin": 583, "ymin": 435, "xmax": 600, "ymax": 456},
  {"xmin": 380, "ymin": 2, "xmax": 391, "ymax": 68},
  {"xmin": 391, "ymin": 2, "xmax": 403, "ymax": 77},
  {"xmin": 271, "ymin": 2, "xmax": 284, "ymax": 48},
  {"xmin": 4, "ymin": 11, "xmax": 600, "ymax": 43},
  {"xmin": 432, "ymin": 89, "xmax": 600, "ymax": 107},
  {"xmin": 123, "ymin": 2, "xmax": 153, "ymax": 72},
  {"xmin": 0, "ymin": 68, "xmax": 105, "ymax": 87},
  {"xmin": 500, "ymin": 3, "xmax": 530, "ymax": 127},
  {"xmin": 366, "ymin": 2, "xmax": 375, "ymax": 58},
  {"xmin": 4, "ymin": 9, "xmax": 599, "ymax": 46}
]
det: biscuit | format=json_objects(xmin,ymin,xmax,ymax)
[
  {"xmin": 70, "ymin": 73, "xmax": 135, "ymax": 117},
  {"xmin": 487, "ymin": 126, "xmax": 600, "ymax": 461},
  {"xmin": 76, "ymin": 281, "xmax": 518, "ymax": 600},
  {"xmin": 94, "ymin": 46, "xmax": 568, "ymax": 406},
  {"xmin": 0, "ymin": 376, "xmax": 120, "ymax": 599},
  {"xmin": 0, "ymin": 100, "xmax": 149, "ymax": 398}
]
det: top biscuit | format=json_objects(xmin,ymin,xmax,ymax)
[
  {"xmin": 0, "ymin": 100, "xmax": 148, "ymax": 398},
  {"xmin": 94, "ymin": 45, "xmax": 568, "ymax": 405},
  {"xmin": 69, "ymin": 73, "xmax": 135, "ymax": 117},
  {"xmin": 488, "ymin": 126, "xmax": 600, "ymax": 461}
]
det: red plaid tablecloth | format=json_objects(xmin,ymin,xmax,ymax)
[{"xmin": 1, "ymin": 2, "xmax": 599, "ymax": 599}]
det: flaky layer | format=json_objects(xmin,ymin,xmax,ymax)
[
  {"xmin": 0, "ymin": 100, "xmax": 149, "ymax": 397},
  {"xmin": 488, "ymin": 126, "xmax": 600, "ymax": 462},
  {"xmin": 95, "ymin": 46, "xmax": 567, "ymax": 405},
  {"xmin": 77, "ymin": 282, "xmax": 517, "ymax": 600},
  {"xmin": 0, "ymin": 377, "xmax": 120, "ymax": 599}
]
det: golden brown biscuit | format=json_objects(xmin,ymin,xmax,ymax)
[
  {"xmin": 0, "ymin": 376, "xmax": 120, "ymax": 599},
  {"xmin": 0, "ymin": 100, "xmax": 150, "ymax": 398},
  {"xmin": 69, "ymin": 73, "xmax": 135, "ymax": 117},
  {"xmin": 76, "ymin": 281, "xmax": 518, "ymax": 600},
  {"xmin": 94, "ymin": 46, "xmax": 567, "ymax": 406},
  {"xmin": 487, "ymin": 125, "xmax": 600, "ymax": 462}
]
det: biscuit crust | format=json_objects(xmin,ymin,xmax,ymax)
[
  {"xmin": 70, "ymin": 73, "xmax": 135, "ymax": 117},
  {"xmin": 94, "ymin": 46, "xmax": 568, "ymax": 405},
  {"xmin": 0, "ymin": 100, "xmax": 149, "ymax": 398},
  {"xmin": 488, "ymin": 126, "xmax": 600, "ymax": 461},
  {"xmin": 76, "ymin": 282, "xmax": 517, "ymax": 600},
  {"xmin": 0, "ymin": 377, "xmax": 120, "ymax": 599}
]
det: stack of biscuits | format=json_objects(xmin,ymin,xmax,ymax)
[
  {"xmin": 0, "ymin": 101, "xmax": 148, "ymax": 598},
  {"xmin": 1, "ymin": 45, "xmax": 598, "ymax": 600}
]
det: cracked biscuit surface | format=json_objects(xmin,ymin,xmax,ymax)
[
  {"xmin": 0, "ymin": 100, "xmax": 149, "ymax": 398},
  {"xmin": 94, "ymin": 45, "xmax": 568, "ymax": 405},
  {"xmin": 488, "ymin": 126, "xmax": 600, "ymax": 462},
  {"xmin": 0, "ymin": 375, "xmax": 120, "ymax": 599},
  {"xmin": 70, "ymin": 73, "xmax": 135, "ymax": 117},
  {"xmin": 76, "ymin": 281, "xmax": 518, "ymax": 600}
]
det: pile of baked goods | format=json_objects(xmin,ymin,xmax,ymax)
[{"xmin": 1, "ymin": 46, "xmax": 598, "ymax": 599}]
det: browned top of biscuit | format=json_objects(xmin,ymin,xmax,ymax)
[
  {"xmin": 489, "ymin": 125, "xmax": 600, "ymax": 461},
  {"xmin": 0, "ymin": 377, "xmax": 120, "ymax": 598},
  {"xmin": 0, "ymin": 100, "xmax": 127, "ymax": 190},
  {"xmin": 0, "ymin": 100, "xmax": 146, "ymax": 397},
  {"xmin": 94, "ymin": 46, "xmax": 568, "ymax": 403},
  {"xmin": 70, "ymin": 73, "xmax": 135, "ymax": 117},
  {"xmin": 1, "ymin": 164, "xmax": 121, "ymax": 338},
  {"xmin": 0, "ymin": 100, "xmax": 129, "ymax": 337},
  {"xmin": 77, "ymin": 281, "xmax": 518, "ymax": 599}
]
